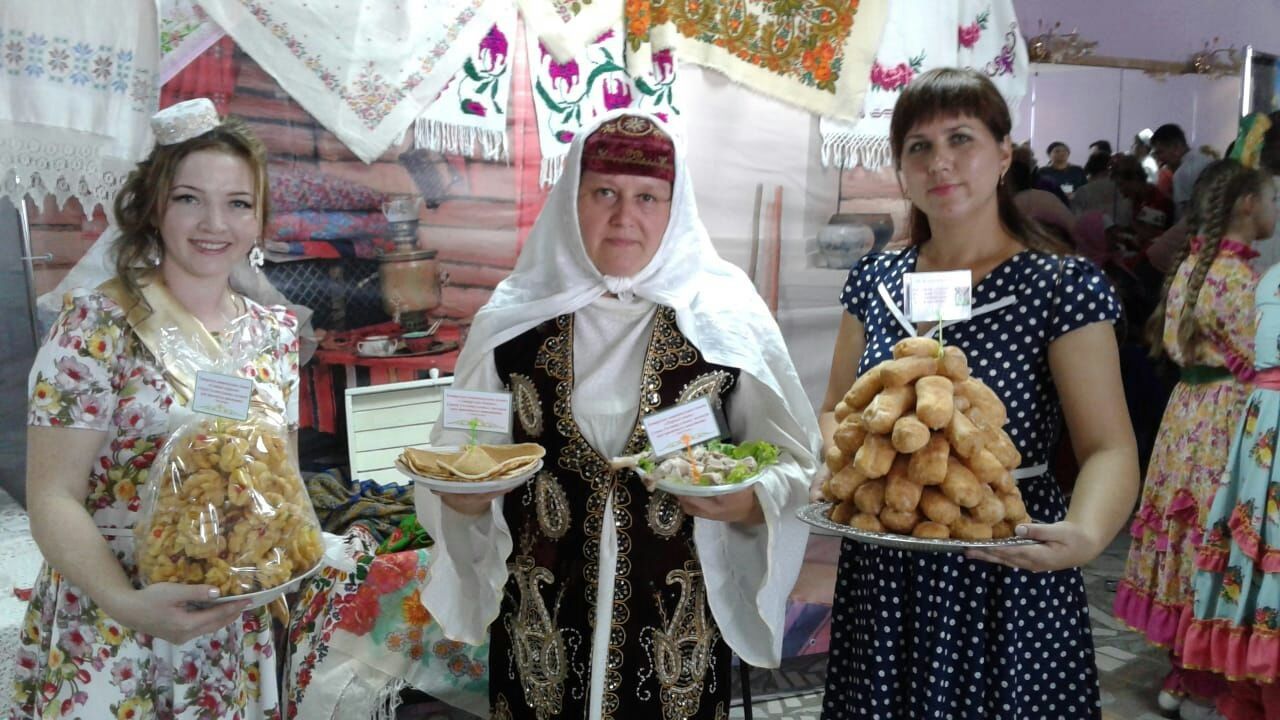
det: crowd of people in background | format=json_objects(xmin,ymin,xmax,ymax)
[{"xmin": 1009, "ymin": 115, "xmax": 1280, "ymax": 720}]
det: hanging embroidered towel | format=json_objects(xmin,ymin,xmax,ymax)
[
  {"xmin": 819, "ymin": 0, "xmax": 1028, "ymax": 169},
  {"xmin": 197, "ymin": 0, "xmax": 495, "ymax": 163},
  {"xmin": 517, "ymin": 0, "xmax": 625, "ymax": 62},
  {"xmin": 413, "ymin": 1, "xmax": 517, "ymax": 163},
  {"xmin": 0, "ymin": 0, "xmax": 159, "ymax": 213},
  {"xmin": 527, "ymin": 25, "xmax": 680, "ymax": 187},
  {"xmin": 159, "ymin": 0, "xmax": 226, "ymax": 84},
  {"xmin": 623, "ymin": 0, "xmax": 889, "ymax": 122},
  {"xmin": 956, "ymin": 0, "xmax": 1026, "ymax": 113}
]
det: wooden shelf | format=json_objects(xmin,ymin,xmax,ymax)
[{"xmin": 1033, "ymin": 55, "xmax": 1231, "ymax": 77}]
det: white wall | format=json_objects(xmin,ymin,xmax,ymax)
[
  {"xmin": 677, "ymin": 66, "xmax": 848, "ymax": 409},
  {"xmin": 1013, "ymin": 0, "xmax": 1280, "ymax": 64},
  {"xmin": 1016, "ymin": 64, "xmax": 1241, "ymax": 160}
]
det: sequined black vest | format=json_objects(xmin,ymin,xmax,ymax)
[{"xmin": 489, "ymin": 307, "xmax": 740, "ymax": 720}]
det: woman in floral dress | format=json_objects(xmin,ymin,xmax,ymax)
[
  {"xmin": 1115, "ymin": 158, "xmax": 1272, "ymax": 713},
  {"xmin": 1175, "ymin": 163, "xmax": 1280, "ymax": 720},
  {"xmin": 7, "ymin": 100, "xmax": 298, "ymax": 720}
]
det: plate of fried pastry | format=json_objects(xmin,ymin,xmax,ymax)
[
  {"xmin": 397, "ymin": 443, "xmax": 546, "ymax": 494},
  {"xmin": 799, "ymin": 337, "xmax": 1040, "ymax": 553}
]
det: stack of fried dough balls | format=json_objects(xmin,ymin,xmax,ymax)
[
  {"xmin": 824, "ymin": 338, "xmax": 1031, "ymax": 540},
  {"xmin": 136, "ymin": 418, "xmax": 325, "ymax": 597}
]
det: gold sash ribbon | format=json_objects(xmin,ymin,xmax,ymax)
[{"xmin": 98, "ymin": 272, "xmax": 284, "ymax": 423}]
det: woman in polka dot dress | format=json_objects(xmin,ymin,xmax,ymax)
[{"xmin": 817, "ymin": 68, "xmax": 1141, "ymax": 719}]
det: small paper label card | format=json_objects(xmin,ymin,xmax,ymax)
[
  {"xmin": 902, "ymin": 270, "xmax": 974, "ymax": 322},
  {"xmin": 442, "ymin": 389, "xmax": 513, "ymax": 434},
  {"xmin": 192, "ymin": 371, "xmax": 254, "ymax": 420},
  {"xmin": 641, "ymin": 397, "xmax": 724, "ymax": 457}
]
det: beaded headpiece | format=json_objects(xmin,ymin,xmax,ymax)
[
  {"xmin": 150, "ymin": 98, "xmax": 220, "ymax": 146},
  {"xmin": 581, "ymin": 115, "xmax": 675, "ymax": 183}
]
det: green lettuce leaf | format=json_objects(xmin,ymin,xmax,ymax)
[{"xmin": 733, "ymin": 440, "xmax": 780, "ymax": 467}]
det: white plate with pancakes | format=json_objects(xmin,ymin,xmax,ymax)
[{"xmin": 397, "ymin": 443, "xmax": 545, "ymax": 494}]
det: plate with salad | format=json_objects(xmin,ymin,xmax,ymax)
[{"xmin": 611, "ymin": 440, "xmax": 780, "ymax": 497}]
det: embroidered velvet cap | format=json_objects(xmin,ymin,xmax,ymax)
[
  {"xmin": 581, "ymin": 115, "xmax": 675, "ymax": 183},
  {"xmin": 151, "ymin": 98, "xmax": 220, "ymax": 146}
]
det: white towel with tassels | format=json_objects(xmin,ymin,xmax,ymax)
[
  {"xmin": 819, "ymin": 0, "xmax": 1029, "ymax": 170},
  {"xmin": 413, "ymin": 0, "xmax": 517, "ymax": 163}
]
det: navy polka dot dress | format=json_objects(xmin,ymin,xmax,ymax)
[{"xmin": 822, "ymin": 247, "xmax": 1121, "ymax": 720}]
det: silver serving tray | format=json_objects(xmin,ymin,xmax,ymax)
[{"xmin": 797, "ymin": 502, "xmax": 1041, "ymax": 553}]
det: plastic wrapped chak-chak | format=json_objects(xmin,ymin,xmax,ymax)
[{"xmin": 136, "ymin": 417, "xmax": 324, "ymax": 598}]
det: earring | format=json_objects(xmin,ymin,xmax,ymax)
[{"xmin": 249, "ymin": 244, "xmax": 265, "ymax": 271}]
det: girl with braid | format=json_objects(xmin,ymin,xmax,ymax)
[
  {"xmin": 1176, "ymin": 125, "xmax": 1280, "ymax": 720},
  {"xmin": 1117, "ymin": 156, "xmax": 1274, "ymax": 718}
]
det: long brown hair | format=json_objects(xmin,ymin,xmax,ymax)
[
  {"xmin": 112, "ymin": 115, "xmax": 269, "ymax": 299},
  {"xmin": 889, "ymin": 67, "xmax": 1061, "ymax": 252},
  {"xmin": 1146, "ymin": 158, "xmax": 1270, "ymax": 359}
]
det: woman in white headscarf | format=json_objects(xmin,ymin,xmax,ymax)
[{"xmin": 415, "ymin": 110, "xmax": 820, "ymax": 720}]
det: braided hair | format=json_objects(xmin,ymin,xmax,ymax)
[{"xmin": 1146, "ymin": 158, "xmax": 1268, "ymax": 359}]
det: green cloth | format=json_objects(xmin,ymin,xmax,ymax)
[
  {"xmin": 376, "ymin": 514, "xmax": 431, "ymax": 554},
  {"xmin": 1180, "ymin": 365, "xmax": 1232, "ymax": 385}
]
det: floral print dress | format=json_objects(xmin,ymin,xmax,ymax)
[
  {"xmin": 7, "ymin": 288, "xmax": 298, "ymax": 720},
  {"xmin": 1178, "ymin": 261, "xmax": 1280, "ymax": 686},
  {"xmin": 1116, "ymin": 240, "xmax": 1259, "ymax": 651}
]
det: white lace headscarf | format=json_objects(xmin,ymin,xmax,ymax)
[{"xmin": 453, "ymin": 108, "xmax": 820, "ymax": 455}]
